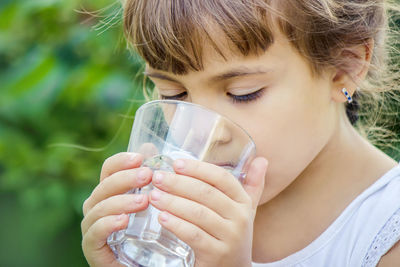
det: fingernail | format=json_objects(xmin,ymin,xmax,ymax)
[
  {"xmin": 174, "ymin": 159, "xmax": 185, "ymax": 169},
  {"xmin": 116, "ymin": 213, "xmax": 126, "ymax": 221},
  {"xmin": 153, "ymin": 172, "xmax": 164, "ymax": 184},
  {"xmin": 151, "ymin": 189, "xmax": 162, "ymax": 201},
  {"xmin": 129, "ymin": 153, "xmax": 139, "ymax": 162},
  {"xmin": 159, "ymin": 212, "xmax": 169, "ymax": 222},
  {"xmin": 134, "ymin": 194, "xmax": 144, "ymax": 204},
  {"xmin": 138, "ymin": 168, "xmax": 148, "ymax": 182}
]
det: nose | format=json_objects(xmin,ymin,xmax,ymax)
[
  {"xmin": 208, "ymin": 118, "xmax": 232, "ymax": 145},
  {"xmin": 167, "ymin": 103, "xmax": 233, "ymax": 154},
  {"xmin": 192, "ymin": 115, "xmax": 233, "ymax": 161},
  {"xmin": 189, "ymin": 96, "xmax": 232, "ymax": 144}
]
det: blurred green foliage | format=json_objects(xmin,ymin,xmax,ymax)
[
  {"xmin": 0, "ymin": 0, "xmax": 145, "ymax": 266},
  {"xmin": 0, "ymin": 0, "xmax": 399, "ymax": 267}
]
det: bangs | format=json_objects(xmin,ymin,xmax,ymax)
[{"xmin": 123, "ymin": 0, "xmax": 275, "ymax": 74}]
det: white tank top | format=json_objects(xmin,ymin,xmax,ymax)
[{"xmin": 252, "ymin": 162, "xmax": 400, "ymax": 267}]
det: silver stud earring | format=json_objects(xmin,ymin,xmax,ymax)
[{"xmin": 341, "ymin": 88, "xmax": 353, "ymax": 104}]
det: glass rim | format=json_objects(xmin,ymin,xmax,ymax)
[{"xmin": 137, "ymin": 99, "xmax": 256, "ymax": 148}]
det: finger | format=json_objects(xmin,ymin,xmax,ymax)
[
  {"xmin": 82, "ymin": 167, "xmax": 152, "ymax": 216},
  {"xmin": 81, "ymin": 193, "xmax": 149, "ymax": 235},
  {"xmin": 150, "ymin": 189, "xmax": 229, "ymax": 240},
  {"xmin": 83, "ymin": 214, "xmax": 129, "ymax": 251},
  {"xmin": 152, "ymin": 171, "xmax": 235, "ymax": 219},
  {"xmin": 83, "ymin": 244, "xmax": 125, "ymax": 267},
  {"xmin": 157, "ymin": 211, "xmax": 222, "ymax": 257},
  {"xmin": 172, "ymin": 159, "xmax": 248, "ymax": 204},
  {"xmin": 100, "ymin": 152, "xmax": 143, "ymax": 182},
  {"xmin": 242, "ymin": 157, "xmax": 268, "ymax": 209}
]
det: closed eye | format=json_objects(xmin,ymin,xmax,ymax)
[
  {"xmin": 160, "ymin": 91, "xmax": 188, "ymax": 100},
  {"xmin": 227, "ymin": 88, "xmax": 266, "ymax": 104},
  {"xmin": 160, "ymin": 88, "xmax": 266, "ymax": 104}
]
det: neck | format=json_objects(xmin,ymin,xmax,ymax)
[
  {"xmin": 291, "ymin": 116, "xmax": 395, "ymax": 203},
  {"xmin": 253, "ymin": 115, "xmax": 397, "ymax": 263}
]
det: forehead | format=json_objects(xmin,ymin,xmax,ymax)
[
  {"xmin": 144, "ymin": 30, "xmax": 302, "ymax": 82},
  {"xmin": 125, "ymin": 0, "xmax": 277, "ymax": 75},
  {"xmin": 145, "ymin": 23, "xmax": 291, "ymax": 77}
]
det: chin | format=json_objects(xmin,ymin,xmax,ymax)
[{"xmin": 257, "ymin": 189, "xmax": 280, "ymax": 206}]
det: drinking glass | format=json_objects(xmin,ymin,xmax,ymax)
[{"xmin": 107, "ymin": 100, "xmax": 256, "ymax": 267}]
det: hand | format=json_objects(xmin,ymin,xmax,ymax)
[
  {"xmin": 149, "ymin": 157, "xmax": 268, "ymax": 267},
  {"xmin": 81, "ymin": 152, "xmax": 153, "ymax": 267}
]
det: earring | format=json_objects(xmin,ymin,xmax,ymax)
[{"xmin": 341, "ymin": 88, "xmax": 353, "ymax": 104}]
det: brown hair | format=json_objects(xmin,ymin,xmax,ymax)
[{"xmin": 122, "ymin": 0, "xmax": 400, "ymax": 155}]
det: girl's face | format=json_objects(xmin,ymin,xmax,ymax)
[{"xmin": 145, "ymin": 31, "xmax": 340, "ymax": 205}]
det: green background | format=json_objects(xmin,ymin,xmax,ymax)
[
  {"xmin": 0, "ymin": 0, "xmax": 144, "ymax": 266},
  {"xmin": 0, "ymin": 0, "xmax": 399, "ymax": 266}
]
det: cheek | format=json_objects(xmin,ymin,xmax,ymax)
[{"xmin": 247, "ymin": 95, "xmax": 335, "ymax": 203}]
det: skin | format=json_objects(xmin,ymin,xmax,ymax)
[{"xmin": 81, "ymin": 27, "xmax": 399, "ymax": 266}]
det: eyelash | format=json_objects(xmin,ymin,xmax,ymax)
[
  {"xmin": 160, "ymin": 89, "xmax": 266, "ymax": 104},
  {"xmin": 160, "ymin": 92, "xmax": 188, "ymax": 101},
  {"xmin": 228, "ymin": 89, "xmax": 266, "ymax": 104}
]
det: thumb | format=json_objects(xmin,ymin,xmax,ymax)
[{"xmin": 242, "ymin": 157, "xmax": 268, "ymax": 209}]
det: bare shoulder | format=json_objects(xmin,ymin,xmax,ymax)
[{"xmin": 377, "ymin": 240, "xmax": 400, "ymax": 267}]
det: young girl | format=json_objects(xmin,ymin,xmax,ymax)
[{"xmin": 81, "ymin": 0, "xmax": 400, "ymax": 266}]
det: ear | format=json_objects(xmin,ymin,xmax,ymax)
[{"xmin": 330, "ymin": 38, "xmax": 374, "ymax": 103}]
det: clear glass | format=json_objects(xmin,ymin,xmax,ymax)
[{"xmin": 107, "ymin": 100, "xmax": 256, "ymax": 267}]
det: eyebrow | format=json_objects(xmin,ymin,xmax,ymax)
[
  {"xmin": 143, "ymin": 71, "xmax": 179, "ymax": 83},
  {"xmin": 211, "ymin": 67, "xmax": 270, "ymax": 82},
  {"xmin": 143, "ymin": 66, "xmax": 270, "ymax": 83}
]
